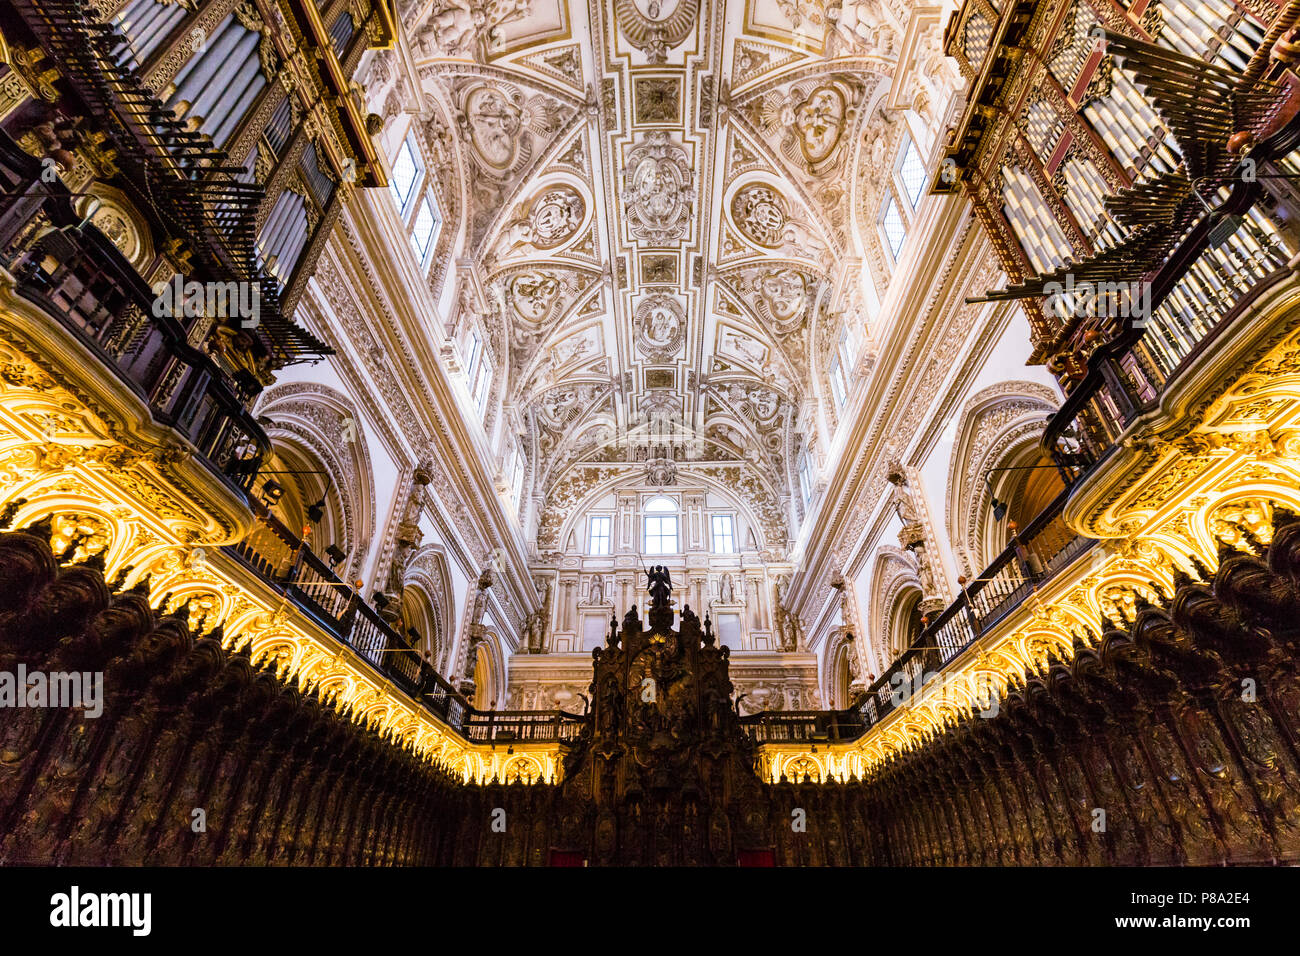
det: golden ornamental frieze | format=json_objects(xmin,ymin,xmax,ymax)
[{"xmin": 1067, "ymin": 290, "xmax": 1300, "ymax": 541}]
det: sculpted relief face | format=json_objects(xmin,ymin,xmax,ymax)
[
  {"xmin": 759, "ymin": 269, "xmax": 809, "ymax": 323},
  {"xmin": 510, "ymin": 271, "xmax": 561, "ymax": 322},
  {"xmin": 464, "ymin": 85, "xmax": 522, "ymax": 171},
  {"xmin": 795, "ymin": 86, "xmax": 846, "ymax": 166}
]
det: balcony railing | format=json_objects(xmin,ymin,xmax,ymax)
[
  {"xmin": 859, "ymin": 487, "xmax": 1092, "ymax": 731},
  {"xmin": 1043, "ymin": 212, "xmax": 1293, "ymax": 474},
  {"xmin": 225, "ymin": 501, "xmax": 471, "ymax": 729},
  {"xmin": 741, "ymin": 488, "xmax": 1093, "ymax": 744},
  {"xmin": 0, "ymin": 135, "xmax": 269, "ymax": 494},
  {"xmin": 460, "ymin": 710, "xmax": 587, "ymax": 745},
  {"xmin": 4, "ymin": 0, "xmax": 333, "ymax": 364},
  {"xmin": 738, "ymin": 710, "xmax": 865, "ymax": 745}
]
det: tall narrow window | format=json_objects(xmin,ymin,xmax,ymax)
[
  {"xmin": 509, "ymin": 447, "xmax": 525, "ymax": 509},
  {"xmin": 588, "ymin": 515, "xmax": 612, "ymax": 555},
  {"xmin": 881, "ymin": 195, "xmax": 906, "ymax": 258},
  {"xmin": 798, "ymin": 453, "xmax": 814, "ymax": 505},
  {"xmin": 465, "ymin": 331, "xmax": 481, "ymax": 384},
  {"xmin": 830, "ymin": 357, "xmax": 847, "ymax": 408},
  {"xmin": 389, "ymin": 135, "xmax": 421, "ymax": 216},
  {"xmin": 473, "ymin": 360, "xmax": 491, "ymax": 414},
  {"xmin": 711, "ymin": 514, "xmax": 735, "ymax": 554},
  {"xmin": 831, "ymin": 329, "xmax": 851, "ymax": 408},
  {"xmin": 897, "ymin": 135, "xmax": 927, "ymax": 209},
  {"xmin": 411, "ymin": 192, "xmax": 440, "ymax": 262},
  {"xmin": 643, "ymin": 496, "xmax": 679, "ymax": 555}
]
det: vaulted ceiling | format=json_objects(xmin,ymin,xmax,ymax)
[{"xmin": 390, "ymin": 0, "xmax": 946, "ymax": 556}]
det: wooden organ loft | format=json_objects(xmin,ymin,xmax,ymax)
[
  {"xmin": 934, "ymin": 0, "xmax": 1300, "ymax": 469},
  {"xmin": 0, "ymin": 0, "xmax": 395, "ymax": 391}
]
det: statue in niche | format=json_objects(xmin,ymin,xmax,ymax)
[
  {"xmin": 523, "ymin": 610, "xmax": 545, "ymax": 654},
  {"xmin": 913, "ymin": 541, "xmax": 939, "ymax": 595},
  {"xmin": 775, "ymin": 608, "xmax": 796, "ymax": 652},
  {"xmin": 589, "ymin": 576, "xmax": 605, "ymax": 605},
  {"xmin": 887, "ymin": 469, "xmax": 918, "ymax": 523},
  {"xmin": 718, "ymin": 572, "xmax": 735, "ymax": 605}
]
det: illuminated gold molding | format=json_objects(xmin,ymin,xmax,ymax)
[
  {"xmin": 758, "ymin": 284, "xmax": 1300, "ymax": 783},
  {"xmin": 0, "ymin": 273, "xmax": 563, "ymax": 784}
]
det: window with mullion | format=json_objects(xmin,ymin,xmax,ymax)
[
  {"xmin": 389, "ymin": 134, "xmax": 422, "ymax": 218},
  {"xmin": 588, "ymin": 515, "xmax": 612, "ymax": 555},
  {"xmin": 896, "ymin": 134, "xmax": 927, "ymax": 210},
  {"xmin": 644, "ymin": 515, "xmax": 679, "ymax": 555},
  {"xmin": 880, "ymin": 191, "xmax": 907, "ymax": 260},
  {"xmin": 711, "ymin": 514, "xmax": 735, "ymax": 554}
]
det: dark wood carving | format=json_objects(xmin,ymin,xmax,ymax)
[{"xmin": 7, "ymin": 518, "xmax": 1300, "ymax": 865}]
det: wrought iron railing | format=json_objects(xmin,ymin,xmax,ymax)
[
  {"xmin": 461, "ymin": 710, "xmax": 587, "ymax": 744},
  {"xmin": 1043, "ymin": 213, "xmax": 1293, "ymax": 474},
  {"xmin": 741, "ymin": 488, "xmax": 1094, "ymax": 743},
  {"xmin": 858, "ymin": 488, "xmax": 1093, "ymax": 730},
  {"xmin": 5, "ymin": 0, "xmax": 332, "ymax": 365},
  {"xmin": 1042, "ymin": 111, "xmax": 1300, "ymax": 477},
  {"xmin": 738, "ymin": 710, "xmax": 865, "ymax": 745},
  {"xmin": 225, "ymin": 501, "xmax": 471, "ymax": 729},
  {"xmin": 0, "ymin": 135, "xmax": 269, "ymax": 494}
]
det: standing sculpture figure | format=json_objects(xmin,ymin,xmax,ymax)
[{"xmin": 646, "ymin": 565, "xmax": 672, "ymax": 606}]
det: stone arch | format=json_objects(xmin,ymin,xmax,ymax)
[
  {"xmin": 945, "ymin": 381, "xmax": 1060, "ymax": 575},
  {"xmin": 254, "ymin": 382, "xmax": 377, "ymax": 579},
  {"xmin": 825, "ymin": 628, "xmax": 856, "ymax": 710},
  {"xmin": 866, "ymin": 545, "xmax": 923, "ymax": 673},
  {"xmin": 400, "ymin": 544, "xmax": 455, "ymax": 671},
  {"xmin": 472, "ymin": 628, "xmax": 506, "ymax": 710}
]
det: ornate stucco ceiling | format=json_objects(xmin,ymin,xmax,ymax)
[{"xmin": 387, "ymin": 0, "xmax": 948, "ymax": 556}]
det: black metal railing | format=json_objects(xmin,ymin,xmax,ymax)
[
  {"xmin": 225, "ymin": 501, "xmax": 471, "ymax": 728},
  {"xmin": 738, "ymin": 710, "xmax": 865, "ymax": 745},
  {"xmin": 1, "ymin": 136, "xmax": 269, "ymax": 494},
  {"xmin": 1043, "ymin": 215, "xmax": 1292, "ymax": 475},
  {"xmin": 460, "ymin": 710, "xmax": 587, "ymax": 744},
  {"xmin": 1043, "ymin": 109, "xmax": 1300, "ymax": 478},
  {"xmin": 856, "ymin": 487, "xmax": 1092, "ymax": 732},
  {"xmin": 741, "ymin": 488, "xmax": 1094, "ymax": 744},
  {"xmin": 6, "ymin": 0, "xmax": 332, "ymax": 365}
]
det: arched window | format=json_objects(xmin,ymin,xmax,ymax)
[{"xmin": 643, "ymin": 495, "xmax": 679, "ymax": 555}]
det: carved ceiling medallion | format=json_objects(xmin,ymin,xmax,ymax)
[
  {"xmin": 760, "ymin": 269, "xmax": 810, "ymax": 324},
  {"xmin": 794, "ymin": 84, "xmax": 848, "ymax": 168},
  {"xmin": 730, "ymin": 184, "xmax": 787, "ymax": 249},
  {"xmin": 613, "ymin": 0, "xmax": 698, "ymax": 62},
  {"xmin": 460, "ymin": 84, "xmax": 525, "ymax": 172},
  {"xmin": 635, "ymin": 294, "xmax": 685, "ymax": 359},
  {"xmin": 622, "ymin": 133, "xmax": 693, "ymax": 244},
  {"xmin": 508, "ymin": 270, "xmax": 563, "ymax": 323},
  {"xmin": 529, "ymin": 186, "xmax": 586, "ymax": 249}
]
